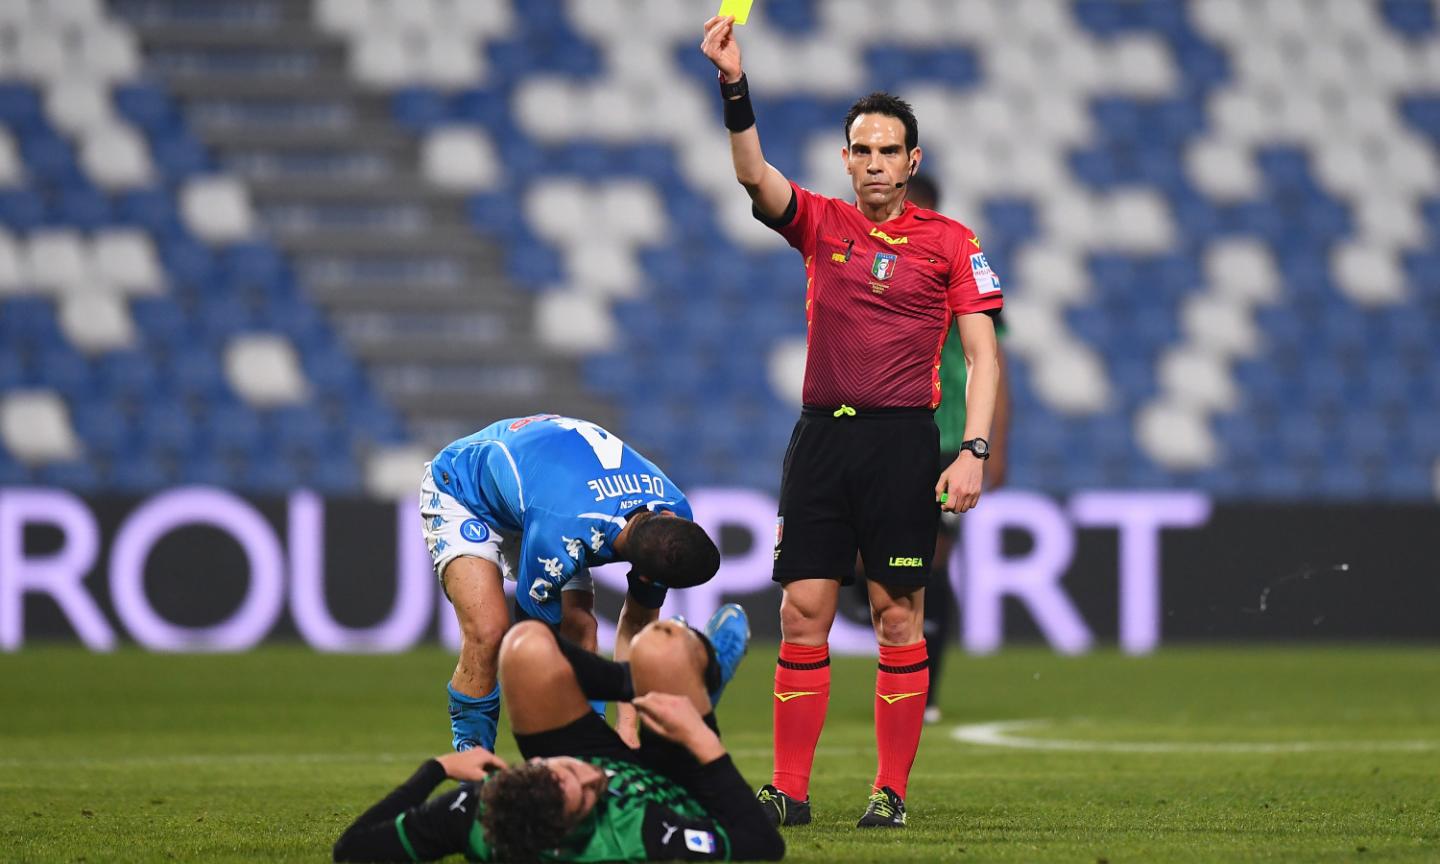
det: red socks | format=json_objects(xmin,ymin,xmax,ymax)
[
  {"xmin": 873, "ymin": 641, "xmax": 929, "ymax": 798},
  {"xmin": 771, "ymin": 641, "xmax": 830, "ymax": 800}
]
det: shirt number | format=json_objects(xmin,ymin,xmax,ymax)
[{"xmin": 551, "ymin": 418, "xmax": 625, "ymax": 470}]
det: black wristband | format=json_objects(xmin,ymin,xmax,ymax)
[{"xmin": 719, "ymin": 73, "xmax": 755, "ymax": 132}]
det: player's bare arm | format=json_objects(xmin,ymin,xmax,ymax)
[
  {"xmin": 701, "ymin": 15, "xmax": 792, "ymax": 219},
  {"xmin": 987, "ymin": 346, "xmax": 1011, "ymax": 489},
  {"xmin": 611, "ymin": 592, "xmax": 660, "ymax": 746},
  {"xmin": 937, "ymin": 312, "xmax": 999, "ymax": 514}
]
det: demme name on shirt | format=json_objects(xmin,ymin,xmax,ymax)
[{"xmin": 586, "ymin": 473, "xmax": 667, "ymax": 502}]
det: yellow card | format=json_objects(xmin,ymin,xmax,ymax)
[{"xmin": 718, "ymin": 0, "xmax": 754, "ymax": 25}]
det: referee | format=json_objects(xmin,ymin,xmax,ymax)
[{"xmin": 702, "ymin": 16, "xmax": 1003, "ymax": 829}]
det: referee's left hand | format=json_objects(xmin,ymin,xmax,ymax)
[{"xmin": 937, "ymin": 454, "xmax": 984, "ymax": 513}]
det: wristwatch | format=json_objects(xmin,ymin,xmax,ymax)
[{"xmin": 960, "ymin": 438, "xmax": 990, "ymax": 460}]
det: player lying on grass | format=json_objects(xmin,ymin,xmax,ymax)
[
  {"xmin": 421, "ymin": 414, "xmax": 721, "ymax": 754},
  {"xmin": 333, "ymin": 605, "xmax": 783, "ymax": 862}
]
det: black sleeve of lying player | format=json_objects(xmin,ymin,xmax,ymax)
[
  {"xmin": 643, "ymin": 755, "xmax": 784, "ymax": 861},
  {"xmin": 332, "ymin": 760, "xmax": 478, "ymax": 862}
]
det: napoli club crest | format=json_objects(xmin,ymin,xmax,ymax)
[{"xmin": 871, "ymin": 252, "xmax": 898, "ymax": 280}]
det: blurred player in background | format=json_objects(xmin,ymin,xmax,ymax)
[
  {"xmin": 853, "ymin": 174, "xmax": 1013, "ymax": 725},
  {"xmin": 421, "ymin": 414, "xmax": 721, "ymax": 755},
  {"xmin": 702, "ymin": 15, "xmax": 1003, "ymax": 829},
  {"xmin": 333, "ymin": 610, "xmax": 781, "ymax": 862}
]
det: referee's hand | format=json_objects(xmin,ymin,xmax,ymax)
[
  {"xmin": 937, "ymin": 454, "xmax": 984, "ymax": 513},
  {"xmin": 701, "ymin": 15, "xmax": 743, "ymax": 84}
]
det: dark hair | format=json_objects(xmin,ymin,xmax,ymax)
[
  {"xmin": 906, "ymin": 174, "xmax": 940, "ymax": 210},
  {"xmin": 627, "ymin": 514, "xmax": 720, "ymax": 589},
  {"xmin": 844, "ymin": 91, "xmax": 919, "ymax": 153},
  {"xmin": 480, "ymin": 763, "xmax": 568, "ymax": 863}
]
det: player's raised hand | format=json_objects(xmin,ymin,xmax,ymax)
[
  {"xmin": 436, "ymin": 747, "xmax": 508, "ymax": 781},
  {"xmin": 701, "ymin": 15, "xmax": 743, "ymax": 83}
]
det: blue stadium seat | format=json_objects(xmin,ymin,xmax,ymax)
[
  {"xmin": 1381, "ymin": 0, "xmax": 1437, "ymax": 37},
  {"xmin": 151, "ymin": 130, "xmax": 211, "ymax": 177},
  {"xmin": 115, "ymin": 84, "xmax": 180, "ymax": 134},
  {"xmin": 54, "ymin": 182, "xmax": 114, "ymax": 230},
  {"xmin": 0, "ymin": 187, "xmax": 47, "ymax": 229},
  {"xmin": 109, "ymin": 452, "xmax": 173, "ymax": 492},
  {"xmin": 36, "ymin": 460, "xmax": 102, "ymax": 491},
  {"xmin": 391, "ymin": 87, "xmax": 450, "ymax": 132}
]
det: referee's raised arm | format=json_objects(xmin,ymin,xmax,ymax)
[{"xmin": 701, "ymin": 15, "xmax": 793, "ymax": 220}]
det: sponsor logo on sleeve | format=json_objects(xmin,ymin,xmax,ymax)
[
  {"xmin": 459, "ymin": 519, "xmax": 490, "ymax": 543},
  {"xmin": 684, "ymin": 829, "xmax": 717, "ymax": 854},
  {"xmin": 970, "ymin": 252, "xmax": 1001, "ymax": 294}
]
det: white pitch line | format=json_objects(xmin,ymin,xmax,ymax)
[
  {"xmin": 951, "ymin": 719, "xmax": 1440, "ymax": 754},
  {"xmin": 0, "ymin": 752, "xmax": 436, "ymax": 770},
  {"xmin": 0, "ymin": 745, "xmax": 868, "ymax": 771}
]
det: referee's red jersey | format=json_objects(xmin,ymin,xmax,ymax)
[{"xmin": 758, "ymin": 182, "xmax": 1004, "ymax": 410}]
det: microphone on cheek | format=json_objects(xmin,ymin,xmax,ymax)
[{"xmin": 896, "ymin": 159, "xmax": 916, "ymax": 189}]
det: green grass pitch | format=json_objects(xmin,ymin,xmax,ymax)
[{"xmin": 2, "ymin": 645, "xmax": 1437, "ymax": 862}]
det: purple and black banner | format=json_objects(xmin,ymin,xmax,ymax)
[{"xmin": 1, "ymin": 487, "xmax": 1436, "ymax": 653}]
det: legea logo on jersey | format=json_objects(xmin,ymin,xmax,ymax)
[
  {"xmin": 459, "ymin": 519, "xmax": 490, "ymax": 543},
  {"xmin": 872, "ymin": 251, "xmax": 898, "ymax": 280}
]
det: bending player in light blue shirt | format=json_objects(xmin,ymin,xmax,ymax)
[{"xmin": 420, "ymin": 414, "xmax": 721, "ymax": 753}]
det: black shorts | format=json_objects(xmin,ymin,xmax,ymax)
[
  {"xmin": 515, "ymin": 711, "xmax": 709, "ymax": 790},
  {"xmin": 773, "ymin": 407, "xmax": 941, "ymax": 587},
  {"xmin": 515, "ymin": 711, "xmax": 635, "ymax": 763}
]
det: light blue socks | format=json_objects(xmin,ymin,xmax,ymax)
[{"xmin": 448, "ymin": 683, "xmax": 501, "ymax": 753}]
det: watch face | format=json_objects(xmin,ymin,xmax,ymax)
[{"xmin": 969, "ymin": 439, "xmax": 989, "ymax": 457}]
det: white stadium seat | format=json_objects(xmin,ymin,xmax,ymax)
[
  {"xmin": 0, "ymin": 389, "xmax": 82, "ymax": 465},
  {"xmin": 375, "ymin": 0, "xmax": 436, "ymax": 34},
  {"xmin": 59, "ymin": 293, "xmax": 136, "ymax": 354},
  {"xmin": 766, "ymin": 337, "xmax": 806, "ymax": 408},
  {"xmin": 225, "ymin": 333, "xmax": 311, "ymax": 408},
  {"xmin": 421, "ymin": 34, "xmax": 483, "ymax": 88},
  {"xmin": 44, "ymin": 78, "xmax": 117, "ymax": 136},
  {"xmin": 1136, "ymin": 401, "xmax": 1217, "ymax": 470},
  {"xmin": 24, "ymin": 229, "xmax": 93, "ymax": 291},
  {"xmin": 535, "ymin": 289, "xmax": 617, "ymax": 354},
  {"xmin": 78, "ymin": 23, "xmax": 142, "ymax": 82},
  {"xmin": 420, "ymin": 126, "xmax": 497, "ymax": 191},
  {"xmin": 1333, "ymin": 242, "xmax": 1408, "ymax": 306},
  {"xmin": 1181, "ymin": 295, "xmax": 1263, "ymax": 358},
  {"xmin": 351, "ymin": 32, "xmax": 415, "ymax": 89},
  {"xmin": 91, "ymin": 229, "xmax": 164, "ymax": 296},
  {"xmin": 80, "ymin": 124, "xmax": 153, "ymax": 189},
  {"xmin": 525, "ymin": 179, "xmax": 595, "ymax": 242},
  {"xmin": 1031, "ymin": 343, "xmax": 1111, "ymax": 414},
  {"xmin": 181, "ymin": 176, "xmax": 255, "ymax": 242},
  {"xmin": 1203, "ymin": 240, "xmax": 1282, "ymax": 304},
  {"xmin": 34, "ymin": 0, "xmax": 103, "ymax": 27},
  {"xmin": 562, "ymin": 240, "xmax": 640, "ymax": 298}
]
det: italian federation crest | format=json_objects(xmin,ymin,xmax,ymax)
[{"xmin": 871, "ymin": 251, "xmax": 898, "ymax": 280}]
